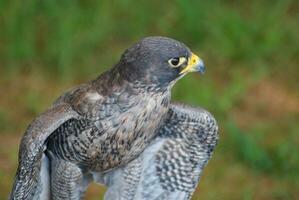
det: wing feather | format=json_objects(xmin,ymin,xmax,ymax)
[
  {"xmin": 10, "ymin": 103, "xmax": 80, "ymax": 200},
  {"xmin": 103, "ymin": 103, "xmax": 219, "ymax": 200}
]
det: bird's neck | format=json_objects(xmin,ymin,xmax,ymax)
[{"xmin": 93, "ymin": 65, "xmax": 172, "ymax": 95}]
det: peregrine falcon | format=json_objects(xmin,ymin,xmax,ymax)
[{"xmin": 10, "ymin": 36, "xmax": 211, "ymax": 200}]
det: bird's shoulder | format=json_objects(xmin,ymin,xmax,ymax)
[
  {"xmin": 159, "ymin": 103, "xmax": 219, "ymax": 142},
  {"xmin": 52, "ymin": 80, "xmax": 109, "ymax": 119}
]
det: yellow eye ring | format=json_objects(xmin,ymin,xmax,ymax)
[{"xmin": 168, "ymin": 57, "xmax": 187, "ymax": 68}]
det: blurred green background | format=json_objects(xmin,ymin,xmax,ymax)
[{"xmin": 0, "ymin": 0, "xmax": 299, "ymax": 199}]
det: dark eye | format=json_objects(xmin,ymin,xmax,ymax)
[
  {"xmin": 170, "ymin": 58, "xmax": 179, "ymax": 66},
  {"xmin": 168, "ymin": 57, "xmax": 187, "ymax": 68}
]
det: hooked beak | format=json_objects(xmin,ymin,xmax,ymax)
[{"xmin": 180, "ymin": 53, "xmax": 205, "ymax": 75}]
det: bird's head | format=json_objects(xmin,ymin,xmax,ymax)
[{"xmin": 116, "ymin": 36, "xmax": 205, "ymax": 90}]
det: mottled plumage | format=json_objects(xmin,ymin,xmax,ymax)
[
  {"xmin": 10, "ymin": 36, "xmax": 208, "ymax": 200},
  {"xmin": 102, "ymin": 104, "xmax": 218, "ymax": 200},
  {"xmin": 46, "ymin": 84, "xmax": 170, "ymax": 172}
]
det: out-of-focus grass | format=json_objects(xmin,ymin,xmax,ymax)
[{"xmin": 0, "ymin": 0, "xmax": 299, "ymax": 199}]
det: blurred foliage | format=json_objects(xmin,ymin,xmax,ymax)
[{"xmin": 0, "ymin": 0, "xmax": 299, "ymax": 199}]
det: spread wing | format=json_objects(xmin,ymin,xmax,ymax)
[
  {"xmin": 10, "ymin": 103, "xmax": 80, "ymax": 200},
  {"xmin": 102, "ymin": 103, "xmax": 219, "ymax": 200}
]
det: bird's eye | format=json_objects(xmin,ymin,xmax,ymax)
[
  {"xmin": 168, "ymin": 57, "xmax": 187, "ymax": 68},
  {"xmin": 169, "ymin": 58, "xmax": 179, "ymax": 66}
]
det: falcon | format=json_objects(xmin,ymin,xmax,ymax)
[{"xmin": 10, "ymin": 36, "xmax": 211, "ymax": 200}]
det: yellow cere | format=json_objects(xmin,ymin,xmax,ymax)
[{"xmin": 180, "ymin": 53, "xmax": 201, "ymax": 74}]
